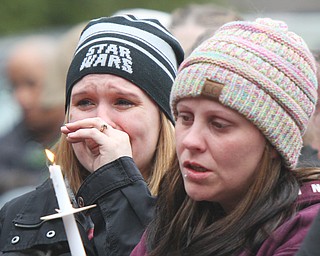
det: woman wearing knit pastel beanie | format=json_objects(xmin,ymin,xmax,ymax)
[{"xmin": 131, "ymin": 18, "xmax": 320, "ymax": 256}]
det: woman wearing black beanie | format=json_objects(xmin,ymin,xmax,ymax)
[{"xmin": 0, "ymin": 14, "xmax": 184, "ymax": 256}]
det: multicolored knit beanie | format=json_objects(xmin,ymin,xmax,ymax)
[
  {"xmin": 66, "ymin": 15, "xmax": 184, "ymax": 123},
  {"xmin": 170, "ymin": 18, "xmax": 318, "ymax": 168}
]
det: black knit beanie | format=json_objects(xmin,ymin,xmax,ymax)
[{"xmin": 66, "ymin": 15, "xmax": 184, "ymax": 123}]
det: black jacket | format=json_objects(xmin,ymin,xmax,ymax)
[
  {"xmin": 296, "ymin": 208, "xmax": 320, "ymax": 256},
  {"xmin": 0, "ymin": 157, "xmax": 155, "ymax": 255}
]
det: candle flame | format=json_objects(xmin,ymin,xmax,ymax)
[{"xmin": 45, "ymin": 149, "xmax": 55, "ymax": 164}]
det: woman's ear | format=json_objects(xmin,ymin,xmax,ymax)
[
  {"xmin": 266, "ymin": 142, "xmax": 280, "ymax": 159},
  {"xmin": 271, "ymin": 148, "xmax": 280, "ymax": 159}
]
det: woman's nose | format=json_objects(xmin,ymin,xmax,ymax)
[
  {"xmin": 181, "ymin": 123, "xmax": 206, "ymax": 152},
  {"xmin": 96, "ymin": 105, "xmax": 117, "ymax": 128}
]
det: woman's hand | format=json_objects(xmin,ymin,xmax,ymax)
[{"xmin": 61, "ymin": 117, "xmax": 132, "ymax": 172}]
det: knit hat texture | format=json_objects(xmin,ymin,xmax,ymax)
[
  {"xmin": 170, "ymin": 18, "xmax": 318, "ymax": 168},
  {"xmin": 66, "ymin": 15, "xmax": 184, "ymax": 123}
]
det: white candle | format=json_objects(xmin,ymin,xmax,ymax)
[
  {"xmin": 46, "ymin": 149, "xmax": 87, "ymax": 256},
  {"xmin": 49, "ymin": 164, "xmax": 72, "ymax": 211},
  {"xmin": 49, "ymin": 164, "xmax": 86, "ymax": 256}
]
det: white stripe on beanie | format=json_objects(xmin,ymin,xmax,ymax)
[
  {"xmin": 65, "ymin": 14, "xmax": 184, "ymax": 124},
  {"xmin": 77, "ymin": 22, "xmax": 178, "ymax": 73},
  {"xmin": 76, "ymin": 36, "xmax": 176, "ymax": 82}
]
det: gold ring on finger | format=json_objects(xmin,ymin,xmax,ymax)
[{"xmin": 99, "ymin": 124, "xmax": 108, "ymax": 132}]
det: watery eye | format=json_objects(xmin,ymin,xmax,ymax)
[
  {"xmin": 116, "ymin": 99, "xmax": 134, "ymax": 106},
  {"xmin": 77, "ymin": 99, "xmax": 93, "ymax": 106}
]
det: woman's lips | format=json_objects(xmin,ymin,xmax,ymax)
[
  {"xmin": 183, "ymin": 161, "xmax": 211, "ymax": 181},
  {"xmin": 184, "ymin": 162, "xmax": 207, "ymax": 172}
]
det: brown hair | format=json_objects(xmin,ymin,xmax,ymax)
[{"xmin": 146, "ymin": 143, "xmax": 320, "ymax": 255}]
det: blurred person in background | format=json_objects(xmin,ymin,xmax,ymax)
[
  {"xmin": 40, "ymin": 22, "xmax": 86, "ymax": 110},
  {"xmin": 298, "ymin": 51, "xmax": 320, "ymax": 167},
  {"xmin": 112, "ymin": 8, "xmax": 172, "ymax": 29},
  {"xmin": 0, "ymin": 35, "xmax": 65, "ymax": 197},
  {"xmin": 169, "ymin": 3, "xmax": 242, "ymax": 57}
]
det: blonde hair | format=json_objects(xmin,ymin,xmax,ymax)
[
  {"xmin": 148, "ymin": 112, "xmax": 176, "ymax": 195},
  {"xmin": 53, "ymin": 111, "xmax": 175, "ymax": 196}
]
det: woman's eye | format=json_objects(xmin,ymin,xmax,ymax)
[
  {"xmin": 177, "ymin": 112, "xmax": 193, "ymax": 123},
  {"xmin": 115, "ymin": 98, "xmax": 134, "ymax": 106},
  {"xmin": 211, "ymin": 121, "xmax": 228, "ymax": 129},
  {"xmin": 76, "ymin": 99, "xmax": 93, "ymax": 107}
]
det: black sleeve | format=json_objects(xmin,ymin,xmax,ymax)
[
  {"xmin": 76, "ymin": 156, "xmax": 156, "ymax": 256},
  {"xmin": 296, "ymin": 209, "xmax": 320, "ymax": 256}
]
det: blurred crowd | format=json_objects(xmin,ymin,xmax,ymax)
[{"xmin": 0, "ymin": 21, "xmax": 85, "ymax": 205}]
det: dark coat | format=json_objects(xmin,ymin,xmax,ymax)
[
  {"xmin": 0, "ymin": 157, "xmax": 155, "ymax": 256},
  {"xmin": 0, "ymin": 121, "xmax": 50, "ymax": 194},
  {"xmin": 295, "ymin": 207, "xmax": 320, "ymax": 255}
]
